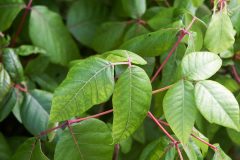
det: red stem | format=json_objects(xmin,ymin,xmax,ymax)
[
  {"xmin": 232, "ymin": 65, "xmax": 240, "ymax": 84},
  {"xmin": 113, "ymin": 144, "xmax": 120, "ymax": 160},
  {"xmin": 147, "ymin": 111, "xmax": 184, "ymax": 160},
  {"xmin": 68, "ymin": 109, "xmax": 113, "ymax": 124},
  {"xmin": 156, "ymin": 118, "xmax": 218, "ymax": 152},
  {"xmin": 151, "ymin": 17, "xmax": 197, "ymax": 83},
  {"xmin": 147, "ymin": 112, "xmax": 176, "ymax": 143},
  {"xmin": 37, "ymin": 109, "xmax": 113, "ymax": 138},
  {"xmin": 10, "ymin": 0, "xmax": 33, "ymax": 47},
  {"xmin": 190, "ymin": 134, "xmax": 217, "ymax": 151}
]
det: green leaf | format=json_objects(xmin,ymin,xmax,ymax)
[
  {"xmin": 226, "ymin": 128, "xmax": 240, "ymax": 145},
  {"xmin": 120, "ymin": 28, "xmax": 178, "ymax": 56},
  {"xmin": 181, "ymin": 52, "xmax": 222, "ymax": 81},
  {"xmin": 120, "ymin": 137, "xmax": 132, "ymax": 154},
  {"xmin": 191, "ymin": 128, "xmax": 209, "ymax": 157},
  {"xmin": 204, "ymin": 11, "xmax": 235, "ymax": 53},
  {"xmin": 0, "ymin": 0, "xmax": 25, "ymax": 31},
  {"xmin": 114, "ymin": 0, "xmax": 146, "ymax": 19},
  {"xmin": 123, "ymin": 23, "xmax": 149, "ymax": 41},
  {"xmin": 11, "ymin": 138, "xmax": 49, "ymax": 160},
  {"xmin": 12, "ymin": 89, "xmax": 24, "ymax": 123},
  {"xmin": 139, "ymin": 137, "xmax": 170, "ymax": 160},
  {"xmin": 0, "ymin": 132, "xmax": 12, "ymax": 160},
  {"xmin": 54, "ymin": 119, "xmax": 113, "ymax": 160},
  {"xmin": 112, "ymin": 65, "xmax": 152, "ymax": 143},
  {"xmin": 195, "ymin": 80, "xmax": 240, "ymax": 131},
  {"xmin": 2, "ymin": 48, "xmax": 24, "ymax": 83},
  {"xmin": 0, "ymin": 64, "xmax": 11, "ymax": 103},
  {"xmin": 21, "ymin": 89, "xmax": 52, "ymax": 135},
  {"xmin": 101, "ymin": 49, "xmax": 147, "ymax": 65},
  {"xmin": 67, "ymin": 0, "xmax": 108, "ymax": 47},
  {"xmin": 29, "ymin": 6, "xmax": 80, "ymax": 66},
  {"xmin": 212, "ymin": 144, "xmax": 231, "ymax": 160},
  {"xmin": 147, "ymin": 7, "xmax": 174, "ymax": 30},
  {"xmin": 0, "ymin": 88, "xmax": 17, "ymax": 121},
  {"xmin": 183, "ymin": 141, "xmax": 204, "ymax": 160},
  {"xmin": 92, "ymin": 22, "xmax": 127, "ymax": 53},
  {"xmin": 15, "ymin": 45, "xmax": 46, "ymax": 56},
  {"xmin": 163, "ymin": 80, "xmax": 197, "ymax": 143},
  {"xmin": 50, "ymin": 57, "xmax": 114, "ymax": 122}
]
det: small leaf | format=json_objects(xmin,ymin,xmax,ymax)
[
  {"xmin": 226, "ymin": 128, "xmax": 240, "ymax": 145},
  {"xmin": 54, "ymin": 119, "xmax": 113, "ymax": 160},
  {"xmin": 50, "ymin": 57, "xmax": 114, "ymax": 122},
  {"xmin": 204, "ymin": 11, "xmax": 235, "ymax": 53},
  {"xmin": 101, "ymin": 49, "xmax": 147, "ymax": 65},
  {"xmin": 195, "ymin": 80, "xmax": 240, "ymax": 131},
  {"xmin": 29, "ymin": 6, "xmax": 80, "ymax": 65},
  {"xmin": 212, "ymin": 144, "xmax": 231, "ymax": 160},
  {"xmin": 2, "ymin": 48, "xmax": 24, "ymax": 83},
  {"xmin": 11, "ymin": 138, "xmax": 49, "ymax": 160},
  {"xmin": 15, "ymin": 45, "xmax": 46, "ymax": 56},
  {"xmin": 182, "ymin": 52, "xmax": 222, "ymax": 80},
  {"xmin": 0, "ymin": 64, "xmax": 11, "ymax": 103},
  {"xmin": 120, "ymin": 28, "xmax": 178, "ymax": 56},
  {"xmin": 21, "ymin": 90, "xmax": 52, "ymax": 135},
  {"xmin": 114, "ymin": 0, "xmax": 146, "ymax": 18},
  {"xmin": 112, "ymin": 65, "xmax": 152, "ymax": 143},
  {"xmin": 0, "ymin": 88, "xmax": 17, "ymax": 121},
  {"xmin": 0, "ymin": 0, "xmax": 25, "ymax": 31},
  {"xmin": 163, "ymin": 80, "xmax": 197, "ymax": 143}
]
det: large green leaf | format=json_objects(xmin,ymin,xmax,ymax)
[
  {"xmin": 67, "ymin": 0, "xmax": 108, "ymax": 47},
  {"xmin": 50, "ymin": 57, "xmax": 114, "ymax": 122},
  {"xmin": 11, "ymin": 138, "xmax": 49, "ymax": 160},
  {"xmin": 120, "ymin": 28, "xmax": 178, "ymax": 56},
  {"xmin": 2, "ymin": 48, "xmax": 24, "ymax": 83},
  {"xmin": 21, "ymin": 90, "xmax": 52, "ymax": 135},
  {"xmin": 29, "ymin": 6, "xmax": 80, "ymax": 66},
  {"xmin": 0, "ymin": 132, "xmax": 12, "ymax": 160},
  {"xmin": 195, "ymin": 80, "xmax": 240, "ymax": 131},
  {"xmin": 0, "ymin": 0, "xmax": 24, "ymax": 31},
  {"xmin": 54, "ymin": 119, "xmax": 113, "ymax": 160},
  {"xmin": 181, "ymin": 52, "xmax": 222, "ymax": 81},
  {"xmin": 163, "ymin": 80, "xmax": 197, "ymax": 143},
  {"xmin": 101, "ymin": 49, "xmax": 147, "ymax": 65},
  {"xmin": 204, "ymin": 11, "xmax": 235, "ymax": 53},
  {"xmin": 112, "ymin": 65, "xmax": 152, "ymax": 143},
  {"xmin": 0, "ymin": 64, "xmax": 11, "ymax": 103},
  {"xmin": 92, "ymin": 22, "xmax": 127, "ymax": 53},
  {"xmin": 0, "ymin": 88, "xmax": 17, "ymax": 121}
]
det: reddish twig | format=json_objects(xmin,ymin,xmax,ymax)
[
  {"xmin": 67, "ymin": 109, "xmax": 113, "ymax": 124},
  {"xmin": 152, "ymin": 84, "xmax": 173, "ymax": 94},
  {"xmin": 231, "ymin": 65, "xmax": 240, "ymax": 84},
  {"xmin": 14, "ymin": 84, "xmax": 28, "ymax": 92},
  {"xmin": 147, "ymin": 111, "xmax": 183, "ymax": 160},
  {"xmin": 190, "ymin": 134, "xmax": 218, "ymax": 151},
  {"xmin": 151, "ymin": 17, "xmax": 197, "ymax": 82},
  {"xmin": 156, "ymin": 118, "xmax": 218, "ymax": 152},
  {"xmin": 10, "ymin": 0, "xmax": 33, "ymax": 47},
  {"xmin": 113, "ymin": 144, "xmax": 120, "ymax": 160},
  {"xmin": 37, "ymin": 109, "xmax": 113, "ymax": 138}
]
